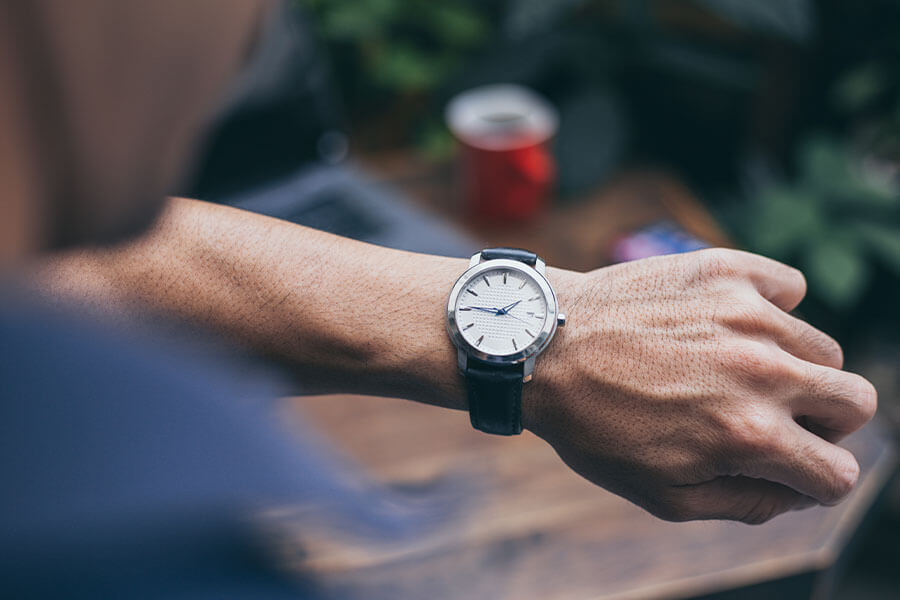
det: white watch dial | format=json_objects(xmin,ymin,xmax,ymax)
[{"xmin": 454, "ymin": 267, "xmax": 549, "ymax": 356}]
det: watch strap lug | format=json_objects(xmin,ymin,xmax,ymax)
[
  {"xmin": 479, "ymin": 247, "xmax": 538, "ymax": 266},
  {"xmin": 522, "ymin": 356, "xmax": 536, "ymax": 383},
  {"xmin": 457, "ymin": 347, "xmax": 468, "ymax": 373}
]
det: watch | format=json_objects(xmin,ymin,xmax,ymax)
[{"xmin": 446, "ymin": 248, "xmax": 566, "ymax": 435}]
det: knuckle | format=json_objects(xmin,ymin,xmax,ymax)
[
  {"xmin": 694, "ymin": 248, "xmax": 740, "ymax": 281},
  {"xmin": 822, "ymin": 454, "xmax": 859, "ymax": 505},
  {"xmin": 726, "ymin": 341, "xmax": 787, "ymax": 388},
  {"xmin": 807, "ymin": 369, "xmax": 878, "ymax": 428},
  {"xmin": 719, "ymin": 295, "xmax": 767, "ymax": 331},
  {"xmin": 836, "ymin": 374, "xmax": 879, "ymax": 427},
  {"xmin": 725, "ymin": 410, "xmax": 781, "ymax": 456},
  {"xmin": 782, "ymin": 264, "xmax": 808, "ymax": 298},
  {"xmin": 796, "ymin": 323, "xmax": 844, "ymax": 369},
  {"xmin": 851, "ymin": 376, "xmax": 878, "ymax": 423},
  {"xmin": 818, "ymin": 334, "xmax": 845, "ymax": 369},
  {"xmin": 803, "ymin": 363, "xmax": 837, "ymax": 398}
]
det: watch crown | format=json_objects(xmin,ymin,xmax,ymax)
[{"xmin": 557, "ymin": 312, "xmax": 567, "ymax": 327}]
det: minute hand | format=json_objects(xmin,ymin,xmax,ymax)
[{"xmin": 497, "ymin": 300, "xmax": 522, "ymax": 315}]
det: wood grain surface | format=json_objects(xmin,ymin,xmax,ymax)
[
  {"xmin": 284, "ymin": 394, "xmax": 896, "ymax": 600},
  {"xmin": 282, "ymin": 158, "xmax": 898, "ymax": 599}
]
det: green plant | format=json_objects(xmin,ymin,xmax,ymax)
[
  {"xmin": 741, "ymin": 135, "xmax": 900, "ymax": 310},
  {"xmin": 299, "ymin": 0, "xmax": 491, "ymax": 95},
  {"xmin": 300, "ymin": 0, "xmax": 817, "ymax": 174},
  {"xmin": 833, "ymin": 62, "xmax": 900, "ymax": 164}
]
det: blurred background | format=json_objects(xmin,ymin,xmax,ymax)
[{"xmin": 181, "ymin": 1, "xmax": 900, "ymax": 597}]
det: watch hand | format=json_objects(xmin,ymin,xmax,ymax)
[
  {"xmin": 462, "ymin": 305, "xmax": 501, "ymax": 314},
  {"xmin": 503, "ymin": 312, "xmax": 529, "ymax": 324},
  {"xmin": 497, "ymin": 299, "xmax": 522, "ymax": 315}
]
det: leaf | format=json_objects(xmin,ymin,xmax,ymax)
[
  {"xmin": 796, "ymin": 135, "xmax": 853, "ymax": 200},
  {"xmin": 854, "ymin": 158, "xmax": 900, "ymax": 209},
  {"xmin": 690, "ymin": 0, "xmax": 814, "ymax": 42},
  {"xmin": 744, "ymin": 186, "xmax": 821, "ymax": 258},
  {"xmin": 802, "ymin": 234, "xmax": 870, "ymax": 310},
  {"xmin": 372, "ymin": 44, "xmax": 444, "ymax": 91},
  {"xmin": 856, "ymin": 222, "xmax": 900, "ymax": 277},
  {"xmin": 849, "ymin": 175, "xmax": 900, "ymax": 211},
  {"xmin": 797, "ymin": 135, "xmax": 900, "ymax": 210},
  {"xmin": 316, "ymin": 0, "xmax": 395, "ymax": 39},
  {"xmin": 427, "ymin": 4, "xmax": 488, "ymax": 48},
  {"xmin": 417, "ymin": 121, "xmax": 456, "ymax": 161},
  {"xmin": 832, "ymin": 63, "xmax": 888, "ymax": 113}
]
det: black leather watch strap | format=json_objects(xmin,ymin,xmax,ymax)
[
  {"xmin": 479, "ymin": 247, "xmax": 538, "ymax": 266},
  {"xmin": 463, "ymin": 247, "xmax": 540, "ymax": 435},
  {"xmin": 466, "ymin": 359, "xmax": 524, "ymax": 435}
]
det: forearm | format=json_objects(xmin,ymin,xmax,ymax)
[
  {"xmin": 33, "ymin": 197, "xmax": 877, "ymax": 524},
  {"xmin": 36, "ymin": 197, "xmax": 476, "ymax": 407}
]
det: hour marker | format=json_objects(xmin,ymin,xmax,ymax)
[
  {"xmin": 475, "ymin": 335, "xmax": 484, "ymax": 346},
  {"xmin": 528, "ymin": 296, "xmax": 540, "ymax": 301},
  {"xmin": 526, "ymin": 311, "xmax": 534, "ymax": 317},
  {"xmin": 467, "ymin": 289, "xmax": 478, "ymax": 296},
  {"xmin": 459, "ymin": 307, "xmax": 472, "ymax": 311},
  {"xmin": 483, "ymin": 276, "xmax": 491, "ymax": 287},
  {"xmin": 518, "ymin": 280, "xmax": 527, "ymax": 289},
  {"xmin": 525, "ymin": 329, "xmax": 535, "ymax": 337},
  {"xmin": 463, "ymin": 323, "xmax": 474, "ymax": 330},
  {"xmin": 512, "ymin": 338, "xmax": 518, "ymax": 350},
  {"xmin": 535, "ymin": 314, "xmax": 545, "ymax": 319},
  {"xmin": 503, "ymin": 272, "xmax": 508, "ymax": 284}
]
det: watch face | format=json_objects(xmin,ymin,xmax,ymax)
[{"xmin": 453, "ymin": 266, "xmax": 550, "ymax": 356}]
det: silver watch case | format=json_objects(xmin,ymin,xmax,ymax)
[{"xmin": 446, "ymin": 254, "xmax": 561, "ymax": 382}]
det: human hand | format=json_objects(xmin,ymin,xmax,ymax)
[{"xmin": 527, "ymin": 248, "xmax": 877, "ymax": 524}]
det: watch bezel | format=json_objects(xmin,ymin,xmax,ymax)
[{"xmin": 446, "ymin": 258, "xmax": 559, "ymax": 365}]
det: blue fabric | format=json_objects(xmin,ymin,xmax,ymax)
[
  {"xmin": 0, "ymin": 288, "xmax": 465, "ymax": 598},
  {"xmin": 0, "ymin": 288, "xmax": 468, "ymax": 598},
  {"xmin": 0, "ymin": 292, "xmax": 334, "ymax": 597}
]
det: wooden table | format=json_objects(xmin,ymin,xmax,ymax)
[
  {"xmin": 287, "ymin": 395, "xmax": 896, "ymax": 600},
  {"xmin": 284, "ymin": 154, "xmax": 897, "ymax": 598}
]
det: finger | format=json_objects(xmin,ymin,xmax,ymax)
[
  {"xmin": 717, "ymin": 290, "xmax": 842, "ymax": 369},
  {"xmin": 793, "ymin": 362, "xmax": 877, "ymax": 439},
  {"xmin": 673, "ymin": 476, "xmax": 811, "ymax": 524},
  {"xmin": 735, "ymin": 251, "xmax": 807, "ymax": 312},
  {"xmin": 797, "ymin": 416, "xmax": 845, "ymax": 444},
  {"xmin": 765, "ymin": 306, "xmax": 844, "ymax": 369},
  {"xmin": 743, "ymin": 423, "xmax": 860, "ymax": 506}
]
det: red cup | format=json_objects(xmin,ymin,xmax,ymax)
[{"xmin": 446, "ymin": 85, "xmax": 558, "ymax": 223}]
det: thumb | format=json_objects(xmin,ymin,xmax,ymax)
[{"xmin": 674, "ymin": 476, "xmax": 814, "ymax": 524}]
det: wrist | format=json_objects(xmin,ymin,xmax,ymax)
[
  {"xmin": 380, "ymin": 252, "xmax": 468, "ymax": 410},
  {"xmin": 519, "ymin": 267, "xmax": 584, "ymax": 435}
]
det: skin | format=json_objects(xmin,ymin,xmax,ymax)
[
  {"xmin": 3, "ymin": 1, "xmax": 877, "ymax": 525},
  {"xmin": 38, "ymin": 202, "xmax": 877, "ymax": 524}
]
